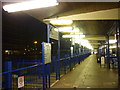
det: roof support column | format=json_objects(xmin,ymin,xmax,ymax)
[
  {"xmin": 106, "ymin": 35, "xmax": 110, "ymax": 69},
  {"xmin": 116, "ymin": 21, "xmax": 120, "ymax": 87}
]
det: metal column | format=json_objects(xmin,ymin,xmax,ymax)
[
  {"xmin": 106, "ymin": 35, "xmax": 110, "ymax": 69},
  {"xmin": 0, "ymin": 2, "xmax": 2, "ymax": 89},
  {"xmin": 47, "ymin": 24, "xmax": 51, "ymax": 87},
  {"xmin": 47, "ymin": 24, "xmax": 50, "ymax": 43},
  {"xmin": 57, "ymin": 29, "xmax": 60, "ymax": 80},
  {"xmin": 116, "ymin": 21, "xmax": 120, "ymax": 87}
]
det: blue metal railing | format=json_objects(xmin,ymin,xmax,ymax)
[{"xmin": 1, "ymin": 53, "xmax": 91, "ymax": 89}]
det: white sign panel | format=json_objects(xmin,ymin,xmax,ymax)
[
  {"xmin": 101, "ymin": 56, "xmax": 105, "ymax": 65},
  {"xmin": 18, "ymin": 76, "xmax": 24, "ymax": 88},
  {"xmin": 43, "ymin": 42, "xmax": 51, "ymax": 64},
  {"xmin": 70, "ymin": 47, "xmax": 73, "ymax": 57},
  {"xmin": 50, "ymin": 25, "xmax": 58, "ymax": 40}
]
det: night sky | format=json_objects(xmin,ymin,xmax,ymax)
[
  {"xmin": 2, "ymin": 9, "xmax": 47, "ymax": 50},
  {"xmin": 2, "ymin": 9, "xmax": 72, "ymax": 59}
]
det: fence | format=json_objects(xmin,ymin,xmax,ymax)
[{"xmin": 1, "ymin": 53, "xmax": 91, "ymax": 89}]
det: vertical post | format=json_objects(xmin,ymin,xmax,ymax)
[
  {"xmin": 0, "ymin": 2, "xmax": 2, "ymax": 90},
  {"xmin": 42, "ymin": 64, "xmax": 46, "ymax": 89},
  {"xmin": 42, "ymin": 42, "xmax": 46, "ymax": 88},
  {"xmin": 106, "ymin": 35, "xmax": 110, "ymax": 69},
  {"xmin": 57, "ymin": 30, "xmax": 60, "ymax": 80},
  {"xmin": 46, "ymin": 64, "xmax": 50, "ymax": 88},
  {"xmin": 52, "ymin": 56, "xmax": 56, "ymax": 72},
  {"xmin": 83, "ymin": 46, "xmax": 84, "ymax": 54},
  {"xmin": 74, "ymin": 43, "xmax": 76, "ymax": 56},
  {"xmin": 70, "ymin": 38, "xmax": 73, "ymax": 70},
  {"xmin": 70, "ymin": 38, "xmax": 73, "ymax": 57},
  {"xmin": 116, "ymin": 21, "xmax": 120, "ymax": 87},
  {"xmin": 79, "ymin": 47, "xmax": 80, "ymax": 55},
  {"xmin": 48, "ymin": 63, "xmax": 50, "ymax": 88},
  {"xmin": 4, "ymin": 61, "xmax": 12, "ymax": 89},
  {"xmin": 72, "ymin": 37, "xmax": 76, "ymax": 56},
  {"xmin": 118, "ymin": 3, "xmax": 120, "ymax": 87},
  {"xmin": 47, "ymin": 24, "xmax": 50, "ymax": 43},
  {"xmin": 47, "ymin": 24, "xmax": 51, "ymax": 87}
]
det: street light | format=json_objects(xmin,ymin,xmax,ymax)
[
  {"xmin": 33, "ymin": 41, "xmax": 38, "ymax": 59},
  {"xmin": 34, "ymin": 41, "xmax": 38, "ymax": 44}
]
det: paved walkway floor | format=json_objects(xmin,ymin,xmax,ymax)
[{"xmin": 52, "ymin": 54, "xmax": 118, "ymax": 88}]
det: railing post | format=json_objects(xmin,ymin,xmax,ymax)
[
  {"xmin": 4, "ymin": 61, "xmax": 12, "ymax": 89},
  {"xmin": 42, "ymin": 64, "xmax": 47, "ymax": 89},
  {"xmin": 69, "ymin": 57, "xmax": 72, "ymax": 71},
  {"xmin": 46, "ymin": 63, "xmax": 50, "ymax": 88},
  {"xmin": 56, "ymin": 60, "xmax": 60, "ymax": 80},
  {"xmin": 52, "ymin": 56, "xmax": 56, "ymax": 72},
  {"xmin": 64, "ymin": 60, "xmax": 66, "ymax": 74},
  {"xmin": 48, "ymin": 63, "xmax": 50, "ymax": 88},
  {"xmin": 78, "ymin": 55, "xmax": 80, "ymax": 64}
]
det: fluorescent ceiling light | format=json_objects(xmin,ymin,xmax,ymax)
[
  {"xmin": 55, "ymin": 27, "xmax": 79, "ymax": 33},
  {"xmin": 74, "ymin": 39, "xmax": 93, "ymax": 50},
  {"xmin": 99, "ymin": 45, "xmax": 106, "ymax": 49},
  {"xmin": 3, "ymin": 0, "xmax": 58, "ymax": 12},
  {"xmin": 110, "ymin": 45, "xmax": 116, "ymax": 49},
  {"xmin": 50, "ymin": 20, "xmax": 73, "ymax": 25},
  {"xmin": 70, "ymin": 32, "xmax": 83, "ymax": 35},
  {"xmin": 62, "ymin": 34, "xmax": 85, "ymax": 38},
  {"xmin": 109, "ymin": 40, "xmax": 117, "ymax": 44}
]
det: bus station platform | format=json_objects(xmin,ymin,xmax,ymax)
[
  {"xmin": 52, "ymin": 54, "xmax": 118, "ymax": 88},
  {"xmin": 1, "ymin": 1, "xmax": 120, "ymax": 89}
]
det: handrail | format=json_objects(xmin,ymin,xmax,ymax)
[
  {"xmin": 1, "ymin": 53, "xmax": 91, "ymax": 75},
  {"xmin": 17, "ymin": 62, "xmax": 42, "ymax": 64},
  {"xmin": 0, "ymin": 64, "xmax": 41, "ymax": 75}
]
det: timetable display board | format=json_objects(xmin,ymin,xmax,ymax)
[
  {"xmin": 49, "ymin": 25, "xmax": 58, "ymax": 40},
  {"xmin": 42, "ymin": 42, "xmax": 51, "ymax": 64}
]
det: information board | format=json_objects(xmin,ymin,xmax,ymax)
[
  {"xmin": 42, "ymin": 42, "xmax": 51, "ymax": 64},
  {"xmin": 49, "ymin": 25, "xmax": 58, "ymax": 40}
]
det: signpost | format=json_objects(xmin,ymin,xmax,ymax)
[{"xmin": 46, "ymin": 24, "xmax": 60, "ymax": 80}]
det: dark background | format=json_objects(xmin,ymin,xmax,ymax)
[{"xmin": 2, "ymin": 9, "xmax": 72, "ymax": 63}]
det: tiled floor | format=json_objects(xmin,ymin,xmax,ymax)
[{"xmin": 52, "ymin": 54, "xmax": 118, "ymax": 88}]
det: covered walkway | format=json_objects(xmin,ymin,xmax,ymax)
[
  {"xmin": 1, "ymin": 1, "xmax": 120, "ymax": 89},
  {"xmin": 52, "ymin": 54, "xmax": 118, "ymax": 88}
]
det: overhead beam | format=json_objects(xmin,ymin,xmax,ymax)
[
  {"xmin": 44, "ymin": 8, "xmax": 119, "ymax": 21},
  {"xmin": 92, "ymin": 46, "xmax": 99, "ymax": 48},
  {"xmin": 58, "ymin": 0, "xmax": 119, "ymax": 2},
  {"xmin": 83, "ymin": 35, "xmax": 114, "ymax": 40},
  {"xmin": 2, "ymin": 0, "xmax": 119, "ymax": 2},
  {"xmin": 90, "ymin": 43, "xmax": 101, "ymax": 45}
]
